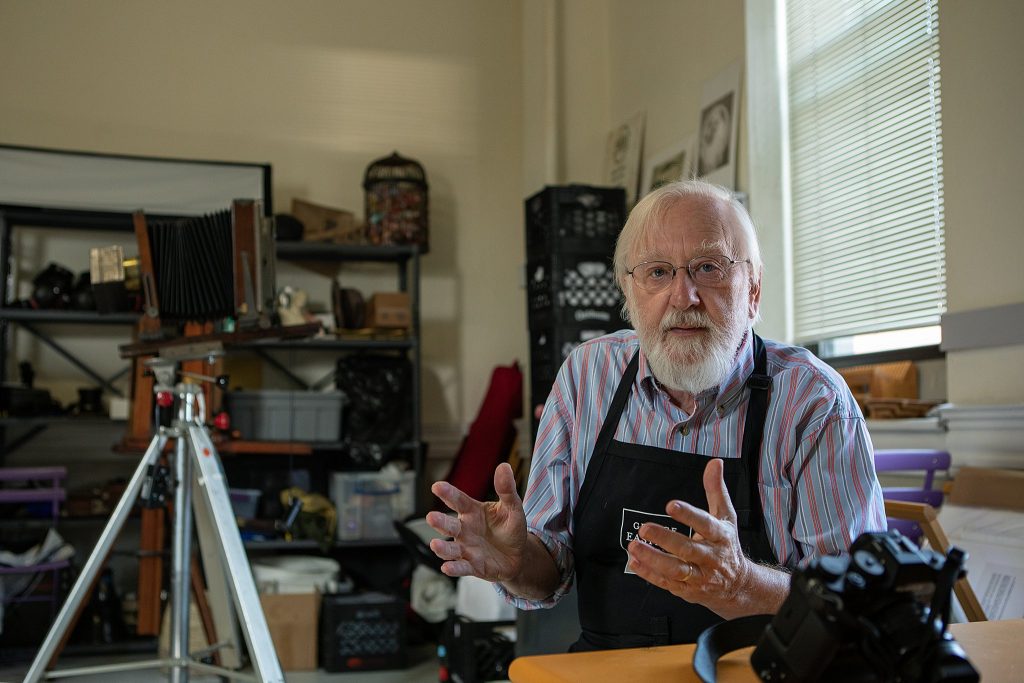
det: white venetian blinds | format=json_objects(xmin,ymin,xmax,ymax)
[{"xmin": 786, "ymin": 0, "xmax": 945, "ymax": 343}]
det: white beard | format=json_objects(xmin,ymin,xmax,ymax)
[{"xmin": 630, "ymin": 302, "xmax": 747, "ymax": 394}]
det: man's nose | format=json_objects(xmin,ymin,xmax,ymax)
[{"xmin": 669, "ymin": 268, "xmax": 701, "ymax": 308}]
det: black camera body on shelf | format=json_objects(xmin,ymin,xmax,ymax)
[{"xmin": 751, "ymin": 531, "xmax": 979, "ymax": 683}]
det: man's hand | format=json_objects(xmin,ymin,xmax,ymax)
[
  {"xmin": 625, "ymin": 458, "xmax": 788, "ymax": 619},
  {"xmin": 425, "ymin": 463, "xmax": 529, "ymax": 582}
]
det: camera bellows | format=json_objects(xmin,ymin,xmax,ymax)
[{"xmin": 147, "ymin": 209, "xmax": 235, "ymax": 321}]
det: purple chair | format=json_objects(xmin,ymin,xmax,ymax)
[
  {"xmin": 0, "ymin": 467, "xmax": 71, "ymax": 622},
  {"xmin": 873, "ymin": 449, "xmax": 951, "ymax": 545}
]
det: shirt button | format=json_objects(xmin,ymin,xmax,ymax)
[
  {"xmin": 680, "ymin": 424, "xmax": 690, "ymax": 436},
  {"xmin": 717, "ymin": 405, "xmax": 725, "ymax": 417}
]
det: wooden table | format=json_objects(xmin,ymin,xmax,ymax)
[{"xmin": 508, "ymin": 619, "xmax": 1024, "ymax": 683}]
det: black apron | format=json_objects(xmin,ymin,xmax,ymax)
[{"xmin": 569, "ymin": 334, "xmax": 776, "ymax": 651}]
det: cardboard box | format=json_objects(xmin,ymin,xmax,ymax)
[
  {"xmin": 366, "ymin": 292, "xmax": 411, "ymax": 329},
  {"xmin": 938, "ymin": 467, "xmax": 1024, "ymax": 621},
  {"xmin": 260, "ymin": 592, "xmax": 320, "ymax": 671},
  {"xmin": 291, "ymin": 198, "xmax": 361, "ymax": 243},
  {"xmin": 948, "ymin": 467, "xmax": 1024, "ymax": 511}
]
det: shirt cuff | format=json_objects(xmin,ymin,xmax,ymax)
[{"xmin": 492, "ymin": 529, "xmax": 574, "ymax": 610}]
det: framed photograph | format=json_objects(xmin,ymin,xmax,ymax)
[
  {"xmin": 602, "ymin": 111, "xmax": 646, "ymax": 206},
  {"xmin": 641, "ymin": 134, "xmax": 696, "ymax": 198},
  {"xmin": 696, "ymin": 62, "xmax": 742, "ymax": 188}
]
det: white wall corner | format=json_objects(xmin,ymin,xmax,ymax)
[{"xmin": 743, "ymin": 0, "xmax": 793, "ymax": 343}]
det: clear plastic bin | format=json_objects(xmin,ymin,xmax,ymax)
[{"xmin": 330, "ymin": 470, "xmax": 416, "ymax": 541}]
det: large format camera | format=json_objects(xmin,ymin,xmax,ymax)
[{"xmin": 751, "ymin": 531, "xmax": 979, "ymax": 682}]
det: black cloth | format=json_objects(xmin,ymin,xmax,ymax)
[{"xmin": 569, "ymin": 334, "xmax": 776, "ymax": 651}]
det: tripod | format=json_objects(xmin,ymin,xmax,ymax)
[{"xmin": 23, "ymin": 356, "xmax": 284, "ymax": 683}]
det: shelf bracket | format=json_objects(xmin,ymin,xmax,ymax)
[
  {"xmin": 19, "ymin": 322, "xmax": 127, "ymax": 397},
  {"xmin": 250, "ymin": 348, "xmax": 310, "ymax": 390}
]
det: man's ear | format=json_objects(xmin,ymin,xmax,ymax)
[{"xmin": 748, "ymin": 270, "xmax": 762, "ymax": 320}]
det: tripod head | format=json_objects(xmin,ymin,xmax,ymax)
[{"xmin": 145, "ymin": 352, "xmax": 228, "ymax": 430}]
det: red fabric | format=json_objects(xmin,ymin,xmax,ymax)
[{"xmin": 439, "ymin": 362, "xmax": 523, "ymax": 506}]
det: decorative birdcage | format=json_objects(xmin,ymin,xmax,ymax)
[{"xmin": 363, "ymin": 151, "xmax": 429, "ymax": 253}]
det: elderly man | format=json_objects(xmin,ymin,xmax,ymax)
[{"xmin": 427, "ymin": 179, "xmax": 886, "ymax": 651}]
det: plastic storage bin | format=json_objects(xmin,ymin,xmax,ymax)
[
  {"xmin": 330, "ymin": 470, "xmax": 416, "ymax": 541},
  {"xmin": 229, "ymin": 488, "xmax": 262, "ymax": 520},
  {"xmin": 225, "ymin": 390, "xmax": 343, "ymax": 442},
  {"xmin": 252, "ymin": 555, "xmax": 343, "ymax": 594}
]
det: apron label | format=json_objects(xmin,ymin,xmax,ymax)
[{"xmin": 620, "ymin": 507, "xmax": 692, "ymax": 574}]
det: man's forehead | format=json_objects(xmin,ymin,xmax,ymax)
[{"xmin": 635, "ymin": 199, "xmax": 738, "ymax": 259}]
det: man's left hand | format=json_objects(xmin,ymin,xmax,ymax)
[{"xmin": 626, "ymin": 458, "xmax": 757, "ymax": 619}]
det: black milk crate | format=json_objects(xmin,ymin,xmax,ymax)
[
  {"xmin": 526, "ymin": 252, "xmax": 625, "ymax": 326},
  {"xmin": 320, "ymin": 591, "xmax": 406, "ymax": 673},
  {"xmin": 528, "ymin": 320, "xmax": 626, "ymax": 413},
  {"xmin": 525, "ymin": 185, "xmax": 626, "ymax": 257},
  {"xmin": 528, "ymin": 318, "xmax": 620, "ymax": 371}
]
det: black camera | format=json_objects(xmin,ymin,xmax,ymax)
[{"xmin": 751, "ymin": 531, "xmax": 979, "ymax": 682}]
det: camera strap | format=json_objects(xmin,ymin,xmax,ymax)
[{"xmin": 692, "ymin": 614, "xmax": 773, "ymax": 683}]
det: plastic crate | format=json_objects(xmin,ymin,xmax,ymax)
[
  {"xmin": 525, "ymin": 185, "xmax": 626, "ymax": 257},
  {"xmin": 330, "ymin": 470, "xmax": 417, "ymax": 541},
  {"xmin": 224, "ymin": 390, "xmax": 343, "ymax": 442},
  {"xmin": 320, "ymin": 591, "xmax": 406, "ymax": 672},
  {"xmin": 526, "ymin": 253, "xmax": 626, "ymax": 326}
]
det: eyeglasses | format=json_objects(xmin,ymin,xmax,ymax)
[{"xmin": 626, "ymin": 255, "xmax": 751, "ymax": 292}]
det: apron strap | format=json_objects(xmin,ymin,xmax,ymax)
[{"xmin": 738, "ymin": 333, "xmax": 772, "ymax": 534}]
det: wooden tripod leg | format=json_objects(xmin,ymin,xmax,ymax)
[
  {"xmin": 190, "ymin": 554, "xmax": 220, "ymax": 666},
  {"xmin": 136, "ymin": 506, "xmax": 166, "ymax": 636}
]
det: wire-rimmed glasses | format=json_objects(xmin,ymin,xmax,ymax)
[{"xmin": 626, "ymin": 255, "xmax": 750, "ymax": 292}]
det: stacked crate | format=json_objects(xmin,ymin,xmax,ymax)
[{"xmin": 525, "ymin": 185, "xmax": 630, "ymax": 436}]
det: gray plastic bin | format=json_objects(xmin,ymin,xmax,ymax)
[{"xmin": 225, "ymin": 390, "xmax": 344, "ymax": 442}]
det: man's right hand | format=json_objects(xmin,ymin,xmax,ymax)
[{"xmin": 425, "ymin": 462, "xmax": 528, "ymax": 582}]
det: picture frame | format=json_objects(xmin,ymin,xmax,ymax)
[
  {"xmin": 641, "ymin": 134, "xmax": 696, "ymax": 198},
  {"xmin": 696, "ymin": 62, "xmax": 742, "ymax": 189},
  {"xmin": 0, "ymin": 144, "xmax": 272, "ymax": 216},
  {"xmin": 602, "ymin": 111, "xmax": 646, "ymax": 206}
]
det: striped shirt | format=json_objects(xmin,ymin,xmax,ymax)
[{"xmin": 504, "ymin": 328, "xmax": 886, "ymax": 609}]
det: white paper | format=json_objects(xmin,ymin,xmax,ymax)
[{"xmin": 938, "ymin": 504, "xmax": 1024, "ymax": 620}]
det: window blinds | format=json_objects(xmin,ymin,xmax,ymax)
[{"xmin": 786, "ymin": 0, "xmax": 945, "ymax": 343}]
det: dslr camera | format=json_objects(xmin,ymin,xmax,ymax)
[{"xmin": 751, "ymin": 530, "xmax": 979, "ymax": 682}]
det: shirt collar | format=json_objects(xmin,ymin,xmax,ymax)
[{"xmin": 637, "ymin": 328, "xmax": 756, "ymax": 410}]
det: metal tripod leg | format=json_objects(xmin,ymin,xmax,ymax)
[
  {"xmin": 23, "ymin": 432, "xmax": 169, "ymax": 683},
  {"xmin": 170, "ymin": 424, "xmax": 195, "ymax": 683},
  {"xmin": 185, "ymin": 423, "xmax": 284, "ymax": 683}
]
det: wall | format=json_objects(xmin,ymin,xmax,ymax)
[
  {"xmin": 937, "ymin": 0, "xmax": 1024, "ymax": 405},
  {"xmin": 2, "ymin": 0, "xmax": 1020, "ymax": 449},
  {"xmin": 550, "ymin": 0, "xmax": 1023, "ymax": 412},
  {"xmin": 0, "ymin": 0, "xmax": 527, "ymax": 438}
]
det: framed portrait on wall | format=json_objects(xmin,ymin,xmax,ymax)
[
  {"xmin": 602, "ymin": 111, "xmax": 646, "ymax": 206},
  {"xmin": 641, "ymin": 134, "xmax": 696, "ymax": 197},
  {"xmin": 696, "ymin": 62, "xmax": 742, "ymax": 189}
]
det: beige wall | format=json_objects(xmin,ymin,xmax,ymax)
[
  {"xmin": 550, "ymin": 0, "xmax": 1023, "ymax": 408},
  {"xmin": 937, "ymin": 0, "xmax": 1024, "ymax": 404},
  {"xmin": 0, "ymin": 0, "xmax": 527, "ymax": 429},
  {"xmin": 1, "ymin": 0, "xmax": 1020, "ymax": 439}
]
